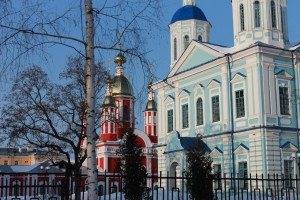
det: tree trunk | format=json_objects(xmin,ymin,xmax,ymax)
[
  {"xmin": 74, "ymin": 167, "xmax": 82, "ymax": 200},
  {"xmin": 84, "ymin": 0, "xmax": 98, "ymax": 199}
]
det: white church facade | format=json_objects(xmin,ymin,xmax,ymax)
[{"xmin": 153, "ymin": 0, "xmax": 300, "ymax": 185}]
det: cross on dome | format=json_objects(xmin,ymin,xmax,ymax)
[{"xmin": 183, "ymin": 0, "xmax": 196, "ymax": 6}]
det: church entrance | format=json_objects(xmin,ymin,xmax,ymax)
[{"xmin": 169, "ymin": 162, "xmax": 181, "ymax": 190}]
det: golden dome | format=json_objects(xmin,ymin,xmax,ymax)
[
  {"xmin": 101, "ymin": 96, "xmax": 116, "ymax": 107},
  {"xmin": 145, "ymin": 100, "xmax": 157, "ymax": 111},
  {"xmin": 111, "ymin": 75, "xmax": 134, "ymax": 96},
  {"xmin": 114, "ymin": 52, "xmax": 126, "ymax": 66}
]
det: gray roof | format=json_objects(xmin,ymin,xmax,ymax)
[{"xmin": 0, "ymin": 160, "xmax": 65, "ymax": 173}]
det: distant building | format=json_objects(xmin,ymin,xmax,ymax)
[{"xmin": 0, "ymin": 148, "xmax": 65, "ymax": 166}]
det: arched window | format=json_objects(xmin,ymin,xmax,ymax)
[
  {"xmin": 254, "ymin": 1, "xmax": 261, "ymax": 28},
  {"xmin": 240, "ymin": 4, "xmax": 245, "ymax": 31},
  {"xmin": 198, "ymin": 35, "xmax": 202, "ymax": 42},
  {"xmin": 174, "ymin": 38, "xmax": 177, "ymax": 60},
  {"xmin": 271, "ymin": 1, "xmax": 277, "ymax": 28},
  {"xmin": 196, "ymin": 98, "xmax": 203, "ymax": 126},
  {"xmin": 123, "ymin": 105, "xmax": 129, "ymax": 121},
  {"xmin": 184, "ymin": 35, "xmax": 189, "ymax": 50}
]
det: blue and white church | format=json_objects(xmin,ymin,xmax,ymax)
[{"xmin": 152, "ymin": 0, "xmax": 300, "ymax": 185}]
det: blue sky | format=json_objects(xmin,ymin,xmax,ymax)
[{"xmin": 0, "ymin": 0, "xmax": 299, "ymax": 130}]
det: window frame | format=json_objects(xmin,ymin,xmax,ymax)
[
  {"xmin": 196, "ymin": 97, "xmax": 204, "ymax": 126},
  {"xmin": 240, "ymin": 4, "xmax": 245, "ymax": 31},
  {"xmin": 198, "ymin": 35, "xmax": 202, "ymax": 42},
  {"xmin": 167, "ymin": 109, "xmax": 174, "ymax": 133},
  {"xmin": 184, "ymin": 35, "xmax": 190, "ymax": 50},
  {"xmin": 235, "ymin": 90, "xmax": 245, "ymax": 118},
  {"xmin": 254, "ymin": 1, "xmax": 261, "ymax": 28},
  {"xmin": 279, "ymin": 86, "xmax": 289, "ymax": 115},
  {"xmin": 211, "ymin": 95, "xmax": 220, "ymax": 123},
  {"xmin": 174, "ymin": 38, "xmax": 177, "ymax": 61},
  {"xmin": 275, "ymin": 75, "xmax": 292, "ymax": 118},
  {"xmin": 271, "ymin": 0, "xmax": 277, "ymax": 29},
  {"xmin": 182, "ymin": 104, "xmax": 189, "ymax": 129}
]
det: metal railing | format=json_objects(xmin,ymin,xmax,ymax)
[{"xmin": 0, "ymin": 172, "xmax": 299, "ymax": 199}]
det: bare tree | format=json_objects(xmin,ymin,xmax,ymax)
[
  {"xmin": 0, "ymin": 56, "xmax": 106, "ymax": 200},
  {"xmin": 0, "ymin": 0, "xmax": 161, "ymax": 198}
]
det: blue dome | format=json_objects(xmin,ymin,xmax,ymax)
[{"xmin": 171, "ymin": 5, "xmax": 208, "ymax": 24}]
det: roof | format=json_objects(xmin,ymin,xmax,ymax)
[
  {"xmin": 0, "ymin": 160, "xmax": 65, "ymax": 173},
  {"xmin": 112, "ymin": 75, "xmax": 134, "ymax": 96},
  {"xmin": 144, "ymin": 100, "xmax": 157, "ymax": 111},
  {"xmin": 180, "ymin": 137, "xmax": 210, "ymax": 152},
  {"xmin": 171, "ymin": 5, "xmax": 208, "ymax": 24}
]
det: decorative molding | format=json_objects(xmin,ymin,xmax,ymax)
[
  {"xmin": 280, "ymin": 142, "xmax": 298, "ymax": 152},
  {"xmin": 275, "ymin": 70, "xmax": 293, "ymax": 80},
  {"xmin": 193, "ymin": 83, "xmax": 205, "ymax": 93},
  {"xmin": 231, "ymin": 72, "xmax": 246, "ymax": 83},
  {"xmin": 207, "ymin": 79, "xmax": 221, "ymax": 89},
  {"xmin": 210, "ymin": 147, "xmax": 223, "ymax": 158},
  {"xmin": 164, "ymin": 95, "xmax": 175, "ymax": 103},
  {"xmin": 234, "ymin": 144, "xmax": 249, "ymax": 155},
  {"xmin": 178, "ymin": 89, "xmax": 190, "ymax": 98}
]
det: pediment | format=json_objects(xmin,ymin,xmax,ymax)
[
  {"xmin": 169, "ymin": 41, "xmax": 224, "ymax": 77},
  {"xmin": 234, "ymin": 144, "xmax": 249, "ymax": 155},
  {"xmin": 193, "ymin": 83, "xmax": 205, "ymax": 92},
  {"xmin": 164, "ymin": 95, "xmax": 175, "ymax": 103},
  {"xmin": 280, "ymin": 142, "xmax": 298, "ymax": 152},
  {"xmin": 210, "ymin": 147, "xmax": 223, "ymax": 158},
  {"xmin": 275, "ymin": 70, "xmax": 293, "ymax": 80},
  {"xmin": 207, "ymin": 79, "xmax": 221, "ymax": 89},
  {"xmin": 231, "ymin": 73, "xmax": 246, "ymax": 83},
  {"xmin": 178, "ymin": 89, "xmax": 190, "ymax": 98}
]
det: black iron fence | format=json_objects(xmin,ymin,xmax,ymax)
[{"xmin": 0, "ymin": 172, "xmax": 299, "ymax": 199}]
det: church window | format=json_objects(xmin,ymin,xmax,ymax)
[
  {"xmin": 235, "ymin": 90, "xmax": 245, "ymax": 118},
  {"xmin": 213, "ymin": 164, "xmax": 222, "ymax": 189},
  {"xmin": 238, "ymin": 162, "xmax": 248, "ymax": 189},
  {"xmin": 174, "ymin": 38, "xmax": 177, "ymax": 60},
  {"xmin": 240, "ymin": 4, "xmax": 245, "ymax": 31},
  {"xmin": 123, "ymin": 105, "xmax": 130, "ymax": 121},
  {"xmin": 198, "ymin": 35, "xmax": 202, "ymax": 42},
  {"xmin": 196, "ymin": 98, "xmax": 203, "ymax": 126},
  {"xmin": 254, "ymin": 1, "xmax": 261, "ymax": 28},
  {"xmin": 212, "ymin": 96, "xmax": 220, "ymax": 122},
  {"xmin": 167, "ymin": 109, "xmax": 173, "ymax": 132},
  {"xmin": 284, "ymin": 160, "xmax": 294, "ymax": 188},
  {"xmin": 271, "ymin": 1, "xmax": 277, "ymax": 28},
  {"xmin": 279, "ymin": 86, "xmax": 289, "ymax": 115},
  {"xmin": 182, "ymin": 104, "xmax": 189, "ymax": 129},
  {"xmin": 184, "ymin": 35, "xmax": 189, "ymax": 50}
]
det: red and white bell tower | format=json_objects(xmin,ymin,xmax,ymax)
[
  {"xmin": 111, "ymin": 52, "xmax": 135, "ymax": 139},
  {"xmin": 144, "ymin": 84, "xmax": 157, "ymax": 143},
  {"xmin": 100, "ymin": 75, "xmax": 117, "ymax": 142}
]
